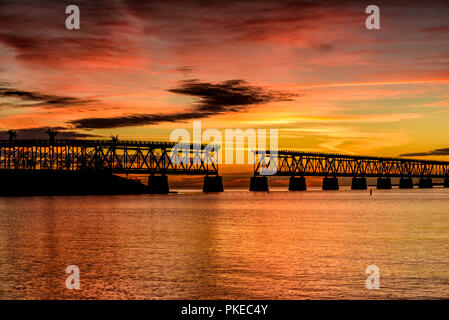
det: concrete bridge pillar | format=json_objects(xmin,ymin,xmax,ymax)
[
  {"xmin": 351, "ymin": 177, "xmax": 367, "ymax": 190},
  {"xmin": 148, "ymin": 174, "xmax": 169, "ymax": 194},
  {"xmin": 445, "ymin": 178, "xmax": 449, "ymax": 188},
  {"xmin": 249, "ymin": 176, "xmax": 269, "ymax": 192},
  {"xmin": 289, "ymin": 176, "xmax": 307, "ymax": 191},
  {"xmin": 418, "ymin": 178, "xmax": 433, "ymax": 188},
  {"xmin": 377, "ymin": 177, "xmax": 392, "ymax": 189},
  {"xmin": 203, "ymin": 175, "xmax": 224, "ymax": 192},
  {"xmin": 322, "ymin": 177, "xmax": 339, "ymax": 190},
  {"xmin": 399, "ymin": 178, "xmax": 413, "ymax": 189}
]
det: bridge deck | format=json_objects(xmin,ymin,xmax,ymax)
[{"xmin": 253, "ymin": 150, "xmax": 449, "ymax": 178}]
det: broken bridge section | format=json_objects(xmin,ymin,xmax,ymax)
[
  {"xmin": 0, "ymin": 139, "xmax": 222, "ymax": 195},
  {"xmin": 251, "ymin": 150, "xmax": 449, "ymax": 191}
]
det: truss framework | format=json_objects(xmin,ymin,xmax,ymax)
[
  {"xmin": 0, "ymin": 140, "xmax": 219, "ymax": 175},
  {"xmin": 253, "ymin": 150, "xmax": 449, "ymax": 178}
]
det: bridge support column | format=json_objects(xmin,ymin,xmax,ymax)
[
  {"xmin": 148, "ymin": 174, "xmax": 169, "ymax": 194},
  {"xmin": 445, "ymin": 178, "xmax": 449, "ymax": 188},
  {"xmin": 289, "ymin": 176, "xmax": 307, "ymax": 191},
  {"xmin": 322, "ymin": 177, "xmax": 339, "ymax": 190},
  {"xmin": 418, "ymin": 178, "xmax": 433, "ymax": 188},
  {"xmin": 399, "ymin": 178, "xmax": 413, "ymax": 189},
  {"xmin": 351, "ymin": 177, "xmax": 367, "ymax": 190},
  {"xmin": 377, "ymin": 177, "xmax": 392, "ymax": 189},
  {"xmin": 249, "ymin": 176, "xmax": 269, "ymax": 192},
  {"xmin": 203, "ymin": 176, "xmax": 224, "ymax": 192}
]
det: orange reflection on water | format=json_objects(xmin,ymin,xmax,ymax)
[{"xmin": 0, "ymin": 189, "xmax": 449, "ymax": 299}]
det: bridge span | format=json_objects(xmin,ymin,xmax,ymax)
[
  {"xmin": 1, "ymin": 137, "xmax": 449, "ymax": 194},
  {"xmin": 0, "ymin": 139, "xmax": 223, "ymax": 194},
  {"xmin": 251, "ymin": 150, "xmax": 449, "ymax": 191}
]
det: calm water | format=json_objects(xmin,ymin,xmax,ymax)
[{"xmin": 0, "ymin": 188, "xmax": 449, "ymax": 299}]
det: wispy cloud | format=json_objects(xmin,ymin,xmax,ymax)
[
  {"xmin": 168, "ymin": 79, "xmax": 295, "ymax": 113},
  {"xmin": 422, "ymin": 25, "xmax": 449, "ymax": 33},
  {"xmin": 400, "ymin": 148, "xmax": 449, "ymax": 157},
  {"xmin": 274, "ymin": 79, "xmax": 449, "ymax": 90},
  {"xmin": 0, "ymin": 84, "xmax": 95, "ymax": 108},
  {"xmin": 69, "ymin": 79, "xmax": 296, "ymax": 129}
]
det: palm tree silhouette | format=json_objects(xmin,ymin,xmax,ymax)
[
  {"xmin": 110, "ymin": 134, "xmax": 119, "ymax": 143},
  {"xmin": 46, "ymin": 128, "xmax": 58, "ymax": 143},
  {"xmin": 7, "ymin": 129, "xmax": 17, "ymax": 141}
]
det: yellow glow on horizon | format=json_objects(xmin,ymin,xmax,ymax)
[{"xmin": 272, "ymin": 79, "xmax": 449, "ymax": 89}]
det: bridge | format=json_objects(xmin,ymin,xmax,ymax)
[
  {"xmin": 0, "ymin": 138, "xmax": 223, "ymax": 194},
  {"xmin": 1, "ymin": 135, "xmax": 449, "ymax": 194},
  {"xmin": 251, "ymin": 150, "xmax": 449, "ymax": 191}
]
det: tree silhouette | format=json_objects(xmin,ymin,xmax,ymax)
[
  {"xmin": 46, "ymin": 128, "xmax": 58, "ymax": 143},
  {"xmin": 7, "ymin": 129, "xmax": 17, "ymax": 141},
  {"xmin": 110, "ymin": 134, "xmax": 119, "ymax": 143}
]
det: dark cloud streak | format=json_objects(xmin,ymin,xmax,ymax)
[
  {"xmin": 70, "ymin": 79, "xmax": 296, "ymax": 129},
  {"xmin": 168, "ymin": 79, "xmax": 294, "ymax": 113},
  {"xmin": 400, "ymin": 148, "xmax": 449, "ymax": 157},
  {"xmin": 0, "ymin": 84, "xmax": 95, "ymax": 108}
]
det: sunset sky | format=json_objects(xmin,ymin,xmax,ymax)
[{"xmin": 1, "ymin": 0, "xmax": 449, "ymax": 165}]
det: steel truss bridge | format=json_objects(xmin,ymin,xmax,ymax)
[
  {"xmin": 0, "ymin": 139, "xmax": 219, "ymax": 175},
  {"xmin": 253, "ymin": 150, "xmax": 449, "ymax": 178}
]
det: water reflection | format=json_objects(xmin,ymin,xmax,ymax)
[{"xmin": 0, "ymin": 189, "xmax": 448, "ymax": 299}]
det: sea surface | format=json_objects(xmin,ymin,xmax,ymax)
[{"xmin": 0, "ymin": 188, "xmax": 448, "ymax": 299}]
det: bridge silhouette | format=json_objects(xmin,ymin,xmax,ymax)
[
  {"xmin": 1, "ymin": 136, "xmax": 449, "ymax": 195},
  {"xmin": 251, "ymin": 150, "xmax": 449, "ymax": 191},
  {"xmin": 0, "ymin": 138, "xmax": 222, "ymax": 194}
]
